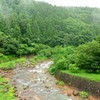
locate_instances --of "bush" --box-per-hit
[31,43,50,55]
[0,77,15,100]
[30,55,47,65]
[51,46,75,71]
[79,91,89,99]
[48,65,56,75]
[0,53,10,63]
[56,80,65,86]
[38,48,54,58]
[75,41,100,72]
[15,58,26,64]
[0,61,16,70]
[56,57,67,70]
[69,64,79,73]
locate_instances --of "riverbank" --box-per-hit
[0,55,100,100]
[55,70,100,100]
[0,56,73,100]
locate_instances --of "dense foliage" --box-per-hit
[0,0,100,55]
[0,0,100,73]
[0,1,100,99]
[49,38,100,74]
[75,40,100,72]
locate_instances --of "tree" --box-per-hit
[75,41,100,72]
[26,23,32,39]
[13,25,21,40]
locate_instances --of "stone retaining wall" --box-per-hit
[55,71,100,97]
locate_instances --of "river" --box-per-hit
[11,61,73,100]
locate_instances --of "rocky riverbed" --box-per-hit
[10,61,73,100]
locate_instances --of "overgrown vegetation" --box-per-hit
[0,0,100,75]
[0,0,100,99]
[49,37,100,81]
[0,76,15,100]
[1,0,100,55]
[56,80,65,86]
[0,61,16,70]
[30,55,47,65]
[79,91,89,99]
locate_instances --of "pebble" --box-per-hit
[73,90,79,96]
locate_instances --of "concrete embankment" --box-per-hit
[55,70,100,97]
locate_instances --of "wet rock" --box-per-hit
[23,85,29,90]
[21,97,26,100]
[14,88,17,93]
[17,92,22,98]
[73,90,79,96]
[14,86,17,89]
[45,85,49,89]
[67,93,71,96]
[97,90,100,93]
[15,93,19,97]
[47,89,50,92]
[12,81,16,86]
[13,79,16,82]
[34,80,37,83]
[43,80,45,83]
[16,76,19,79]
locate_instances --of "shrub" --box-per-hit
[56,57,67,70]
[0,61,16,70]
[75,41,100,72]
[0,77,15,100]
[15,58,26,64]
[31,43,50,55]
[48,65,56,75]
[69,64,79,73]
[56,80,65,86]
[79,91,89,99]
[38,48,53,58]
[0,53,10,63]
[30,59,36,65]
[30,55,47,65]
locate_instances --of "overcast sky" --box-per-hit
[36,0,100,8]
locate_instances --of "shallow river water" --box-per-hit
[11,61,73,100]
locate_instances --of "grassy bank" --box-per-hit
[62,70,100,82]
[0,57,26,70]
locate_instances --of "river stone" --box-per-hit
[15,93,18,97]
[73,90,79,96]
[45,85,49,89]
[67,93,71,96]
[12,81,16,86]
[23,85,29,90]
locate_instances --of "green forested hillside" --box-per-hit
[0,1,100,99]
[0,0,100,55]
